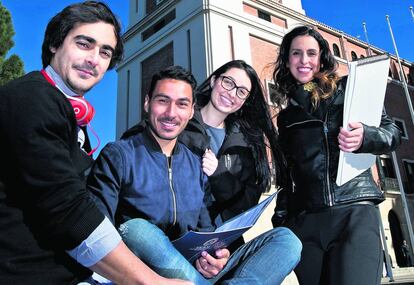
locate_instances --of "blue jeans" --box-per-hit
[119,218,302,285]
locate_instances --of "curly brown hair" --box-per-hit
[272,25,339,109]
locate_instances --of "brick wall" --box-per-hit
[271,14,287,28]
[243,2,258,16]
[250,35,279,82]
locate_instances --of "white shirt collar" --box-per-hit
[45,65,79,97]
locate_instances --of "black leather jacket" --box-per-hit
[273,78,401,225]
[179,110,263,223]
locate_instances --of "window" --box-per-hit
[351,51,357,61]
[258,10,271,22]
[409,66,414,86]
[379,155,396,179]
[140,42,174,119]
[409,73,414,86]
[394,118,408,139]
[332,44,341,57]
[146,0,164,14]
[403,160,414,193]
[142,9,175,41]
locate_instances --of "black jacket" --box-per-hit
[0,72,104,284]
[179,110,263,223]
[273,78,401,224]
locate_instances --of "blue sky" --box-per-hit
[302,0,414,62]
[2,0,413,155]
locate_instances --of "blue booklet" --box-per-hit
[172,191,278,262]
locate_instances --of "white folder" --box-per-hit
[336,54,390,186]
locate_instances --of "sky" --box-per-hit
[301,0,414,63]
[2,0,413,155]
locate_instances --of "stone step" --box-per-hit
[382,267,414,284]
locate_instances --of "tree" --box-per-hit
[0,1,24,85]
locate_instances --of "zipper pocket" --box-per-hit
[285,119,323,128]
[224,154,231,170]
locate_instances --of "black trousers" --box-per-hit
[287,203,383,285]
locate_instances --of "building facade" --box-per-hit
[118,0,414,271]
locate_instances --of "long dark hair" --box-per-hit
[42,1,123,70]
[197,60,288,189]
[272,25,339,107]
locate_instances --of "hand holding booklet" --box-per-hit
[336,54,390,186]
[172,191,278,262]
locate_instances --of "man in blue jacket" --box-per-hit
[88,65,302,285]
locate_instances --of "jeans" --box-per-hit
[120,218,302,285]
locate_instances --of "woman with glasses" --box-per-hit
[180,59,292,239]
[179,60,301,283]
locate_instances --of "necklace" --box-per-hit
[303,81,317,92]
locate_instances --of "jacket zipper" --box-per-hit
[285,90,341,207]
[323,119,333,206]
[285,119,322,194]
[285,118,334,205]
[290,169,296,193]
[323,90,341,207]
[286,119,324,193]
[167,157,177,226]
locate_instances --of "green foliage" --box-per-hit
[0,55,24,85]
[0,1,24,85]
[0,1,14,57]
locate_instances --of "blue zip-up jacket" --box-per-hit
[87,122,214,240]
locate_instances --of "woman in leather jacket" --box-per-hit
[271,26,401,285]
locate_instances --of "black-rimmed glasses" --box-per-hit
[219,76,250,100]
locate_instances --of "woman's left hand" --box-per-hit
[202,149,218,176]
[338,122,364,152]
[195,248,230,278]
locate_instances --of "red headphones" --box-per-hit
[40,69,95,126]
[67,96,95,126]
